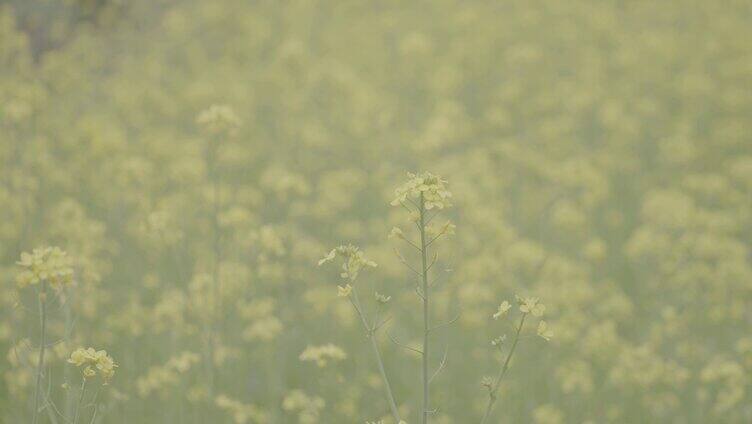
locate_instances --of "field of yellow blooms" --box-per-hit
[1,0,751,423]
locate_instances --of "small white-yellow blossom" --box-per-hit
[388,226,405,240]
[491,335,507,347]
[391,172,453,210]
[517,295,546,317]
[493,300,512,320]
[375,292,391,304]
[337,284,353,297]
[537,321,553,341]
[317,244,377,281]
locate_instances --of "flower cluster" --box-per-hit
[516,295,546,317]
[299,344,347,367]
[492,295,552,342]
[196,104,241,136]
[5,0,752,420]
[282,390,325,424]
[68,347,118,384]
[136,352,201,397]
[215,394,268,424]
[317,244,377,283]
[390,172,453,210]
[16,247,74,289]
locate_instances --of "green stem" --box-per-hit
[88,386,102,424]
[73,378,87,424]
[32,280,47,424]
[64,292,74,421]
[350,287,402,423]
[419,193,430,424]
[480,313,527,424]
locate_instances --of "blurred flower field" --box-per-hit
[1,0,751,422]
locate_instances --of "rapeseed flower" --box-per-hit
[16,247,74,289]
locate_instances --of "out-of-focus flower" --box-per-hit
[517,295,546,317]
[537,321,553,341]
[16,247,74,289]
[299,344,347,367]
[137,352,201,397]
[493,300,512,320]
[388,226,405,240]
[318,249,336,266]
[439,220,456,236]
[196,104,241,136]
[215,394,268,424]
[337,284,353,297]
[375,292,391,304]
[317,244,377,281]
[491,335,506,347]
[282,390,325,424]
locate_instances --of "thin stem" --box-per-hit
[426,229,447,247]
[350,287,402,423]
[64,291,74,421]
[393,248,422,278]
[419,193,430,424]
[42,366,61,424]
[479,313,527,424]
[32,280,48,424]
[369,332,401,422]
[388,332,423,356]
[73,378,87,424]
[88,386,103,424]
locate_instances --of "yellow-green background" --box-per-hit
[1,0,751,422]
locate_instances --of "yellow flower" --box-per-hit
[537,321,553,341]
[517,295,546,317]
[493,300,512,320]
[491,335,506,347]
[68,347,118,383]
[390,172,452,210]
[16,246,74,289]
[317,244,377,281]
[299,344,347,367]
[375,292,391,304]
[337,284,353,297]
[67,348,89,367]
[83,366,97,379]
[317,249,337,266]
[388,226,405,240]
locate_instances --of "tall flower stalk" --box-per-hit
[418,193,431,424]
[32,279,47,424]
[318,245,402,422]
[67,347,118,424]
[16,247,74,423]
[481,296,550,423]
[389,172,454,424]
[318,173,548,424]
